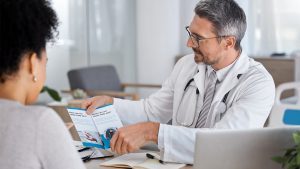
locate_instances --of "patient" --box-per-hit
[0,0,85,169]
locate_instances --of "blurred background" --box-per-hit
[39,0,300,103]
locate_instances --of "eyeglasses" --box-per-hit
[185,26,227,48]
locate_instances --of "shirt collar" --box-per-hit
[200,58,238,83]
[205,65,215,79]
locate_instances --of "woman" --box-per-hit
[0,0,85,169]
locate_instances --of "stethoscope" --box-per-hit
[175,74,242,127]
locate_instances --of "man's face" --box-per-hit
[187,15,226,66]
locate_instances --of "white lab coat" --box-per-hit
[113,52,275,164]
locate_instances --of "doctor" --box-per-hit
[81,0,275,164]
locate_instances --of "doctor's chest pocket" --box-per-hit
[213,102,227,123]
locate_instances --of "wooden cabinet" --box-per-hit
[254,57,295,98]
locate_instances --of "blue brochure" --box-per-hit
[67,104,123,149]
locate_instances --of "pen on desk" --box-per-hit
[82,150,96,162]
[146,153,164,164]
[78,147,91,152]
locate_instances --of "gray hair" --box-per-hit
[194,0,247,50]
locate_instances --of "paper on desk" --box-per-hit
[92,149,113,158]
[79,148,113,159]
[75,141,113,159]
[101,152,185,169]
[101,153,146,168]
[137,159,185,169]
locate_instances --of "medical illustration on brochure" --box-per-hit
[67,104,123,149]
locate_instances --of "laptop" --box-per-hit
[194,127,300,169]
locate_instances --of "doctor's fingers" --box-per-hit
[80,99,92,110]
[86,104,99,115]
[114,133,126,154]
[112,130,139,154]
[117,133,132,154]
[110,130,119,152]
[113,130,130,154]
[121,139,129,154]
[82,96,106,114]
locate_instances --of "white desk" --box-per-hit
[84,153,192,169]
[74,137,191,169]
[76,142,191,169]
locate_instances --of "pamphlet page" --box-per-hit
[91,105,123,149]
[67,104,123,149]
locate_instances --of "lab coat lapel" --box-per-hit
[173,65,198,115]
[194,63,206,99]
[213,52,250,107]
[205,52,250,127]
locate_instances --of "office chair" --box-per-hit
[268,82,300,127]
[67,65,161,100]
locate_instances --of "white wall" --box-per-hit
[136,0,181,85]
[69,0,89,69]
[136,0,182,97]
[179,0,199,55]
[235,0,250,54]
[136,0,202,97]
[38,0,72,103]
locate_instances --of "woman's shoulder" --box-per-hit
[7,104,63,129]
[26,105,63,125]
[0,100,58,123]
[25,105,56,115]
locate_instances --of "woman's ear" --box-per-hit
[28,52,39,82]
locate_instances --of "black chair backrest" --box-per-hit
[67,65,123,91]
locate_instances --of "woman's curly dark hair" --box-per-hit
[0,0,58,83]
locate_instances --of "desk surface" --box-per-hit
[83,150,192,169]
[74,141,191,169]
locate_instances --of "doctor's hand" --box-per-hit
[110,122,160,155]
[80,95,113,115]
